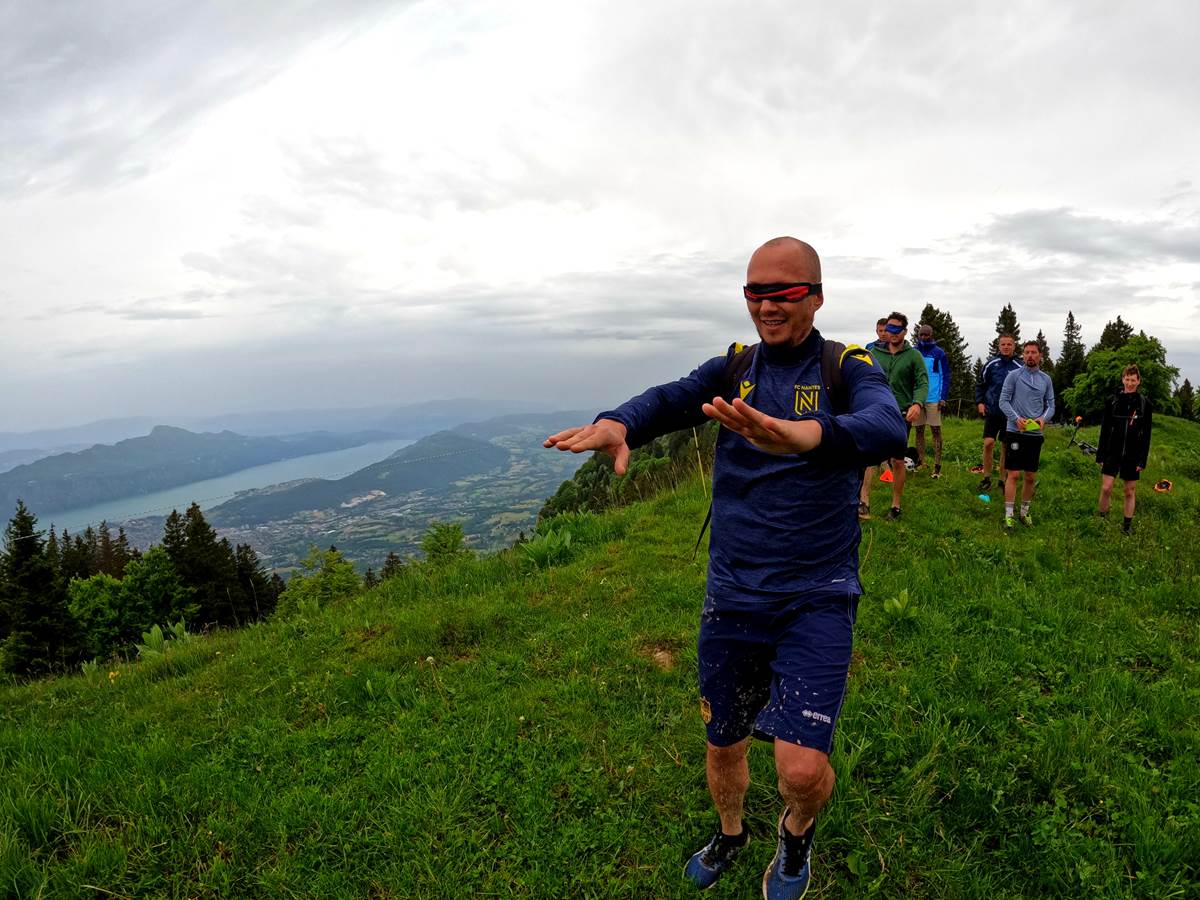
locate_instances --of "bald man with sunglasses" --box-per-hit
[545,237,905,898]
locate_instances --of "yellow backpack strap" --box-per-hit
[840,343,874,367]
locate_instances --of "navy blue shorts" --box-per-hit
[697,592,859,754]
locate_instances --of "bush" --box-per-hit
[275,547,361,617]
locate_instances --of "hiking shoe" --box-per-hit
[931,465,942,479]
[684,826,748,890]
[976,476,992,492]
[1004,516,1016,530]
[970,464,985,474]
[857,502,871,521]
[885,507,902,521]
[1020,513,1033,527]
[762,810,813,900]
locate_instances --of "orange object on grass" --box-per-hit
[879,469,894,483]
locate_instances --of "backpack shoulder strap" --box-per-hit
[720,341,757,400]
[821,339,866,415]
[695,341,756,561]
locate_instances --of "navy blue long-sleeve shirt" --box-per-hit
[596,329,906,605]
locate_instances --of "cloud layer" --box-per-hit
[1,0,1198,428]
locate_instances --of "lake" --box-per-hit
[46,438,416,532]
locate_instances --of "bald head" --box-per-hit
[747,237,822,285]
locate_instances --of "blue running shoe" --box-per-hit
[684,826,748,890]
[762,809,813,899]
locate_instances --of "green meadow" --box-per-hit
[2,417,1198,898]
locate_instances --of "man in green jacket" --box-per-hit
[858,311,929,520]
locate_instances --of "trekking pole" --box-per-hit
[694,427,708,498]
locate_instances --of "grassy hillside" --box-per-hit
[2,418,1197,898]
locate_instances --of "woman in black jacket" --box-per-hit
[1096,364,1152,533]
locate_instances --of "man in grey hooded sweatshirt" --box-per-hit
[998,340,1055,529]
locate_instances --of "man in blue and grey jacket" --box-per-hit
[546,237,905,898]
[998,340,1055,530]
[973,335,1021,492]
[914,324,951,477]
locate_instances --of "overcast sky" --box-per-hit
[3,0,1198,430]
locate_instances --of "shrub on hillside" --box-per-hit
[275,547,361,617]
[421,521,470,565]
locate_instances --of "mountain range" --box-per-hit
[0,426,395,516]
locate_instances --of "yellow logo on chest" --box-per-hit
[794,384,822,415]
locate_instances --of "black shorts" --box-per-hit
[1003,430,1044,473]
[983,412,1007,440]
[1101,457,1141,481]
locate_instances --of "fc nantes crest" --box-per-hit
[794,384,822,414]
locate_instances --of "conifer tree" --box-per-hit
[60,531,95,583]
[987,304,1022,357]
[1034,329,1054,372]
[917,303,974,414]
[1094,316,1134,353]
[98,521,117,576]
[363,568,379,589]
[162,510,186,560]
[1,502,76,676]
[1174,378,1195,420]
[380,552,405,581]
[83,526,100,573]
[114,528,135,571]
[1054,311,1087,412]
[235,543,273,621]
[164,504,244,628]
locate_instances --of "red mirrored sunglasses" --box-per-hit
[743,282,822,303]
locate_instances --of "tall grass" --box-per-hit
[1,418,1197,897]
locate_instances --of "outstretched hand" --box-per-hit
[543,419,631,475]
[701,397,822,455]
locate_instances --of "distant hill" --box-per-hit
[0,446,90,475]
[0,426,395,515]
[208,430,511,526]
[200,411,592,568]
[0,398,553,452]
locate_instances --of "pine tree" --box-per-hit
[59,530,92,583]
[971,358,985,415]
[1054,311,1087,411]
[234,543,273,621]
[162,510,186,560]
[363,568,379,589]
[987,304,1022,357]
[1094,316,1134,353]
[380,552,405,581]
[917,303,974,415]
[1174,378,1195,420]
[98,521,117,576]
[1,502,76,676]
[114,528,134,573]
[83,526,100,574]
[1034,329,1054,372]
[165,504,244,629]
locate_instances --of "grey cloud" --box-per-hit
[0,0,404,197]
[983,208,1200,264]
[280,135,604,217]
[117,307,210,321]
